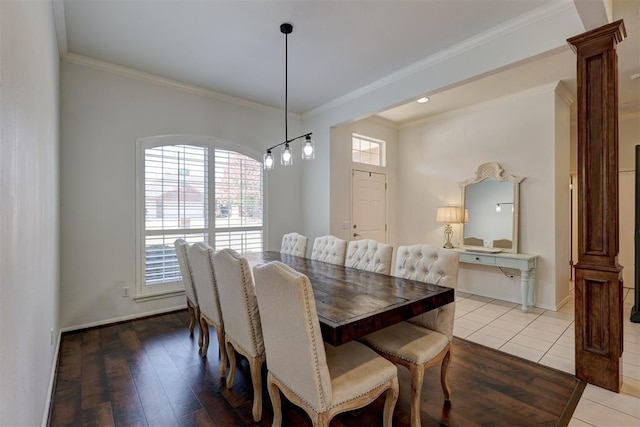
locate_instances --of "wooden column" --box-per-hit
[567,20,626,392]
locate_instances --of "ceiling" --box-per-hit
[57,0,640,124]
[378,0,640,124]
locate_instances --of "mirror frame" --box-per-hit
[459,162,525,253]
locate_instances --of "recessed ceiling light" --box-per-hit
[417,97,430,103]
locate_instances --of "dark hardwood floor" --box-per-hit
[49,310,584,427]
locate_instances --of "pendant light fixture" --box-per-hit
[263,23,314,171]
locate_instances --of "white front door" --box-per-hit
[351,170,387,242]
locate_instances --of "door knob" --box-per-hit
[353,233,361,237]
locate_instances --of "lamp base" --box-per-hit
[442,224,454,250]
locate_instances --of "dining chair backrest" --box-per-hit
[310,235,347,265]
[189,242,223,326]
[213,248,264,358]
[280,232,308,257]
[344,239,393,275]
[175,238,198,305]
[253,261,333,412]
[394,244,459,340]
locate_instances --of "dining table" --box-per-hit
[245,251,455,346]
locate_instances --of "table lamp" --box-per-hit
[436,206,463,249]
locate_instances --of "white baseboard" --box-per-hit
[43,305,187,425]
[60,304,187,333]
[457,286,523,307]
[553,292,574,312]
[41,330,61,427]
[457,286,575,312]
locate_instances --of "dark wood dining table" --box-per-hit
[245,251,455,346]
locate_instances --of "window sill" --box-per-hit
[134,289,185,303]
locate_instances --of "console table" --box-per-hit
[452,249,539,312]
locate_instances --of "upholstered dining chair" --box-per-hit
[280,232,308,257]
[174,239,201,348]
[360,244,459,427]
[253,261,399,427]
[213,248,265,422]
[310,235,347,265]
[344,239,393,275]
[188,242,227,376]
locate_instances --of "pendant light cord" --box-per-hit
[284,30,288,143]
[264,23,311,154]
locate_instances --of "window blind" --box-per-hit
[139,141,263,291]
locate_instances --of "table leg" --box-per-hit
[520,269,530,312]
[527,268,536,307]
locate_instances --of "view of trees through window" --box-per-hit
[139,140,262,291]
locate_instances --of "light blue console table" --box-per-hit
[452,249,539,312]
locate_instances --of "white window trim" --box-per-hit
[135,134,264,300]
[352,133,386,167]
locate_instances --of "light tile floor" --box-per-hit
[453,288,640,426]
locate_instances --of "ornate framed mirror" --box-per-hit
[459,163,524,253]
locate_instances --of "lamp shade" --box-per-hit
[436,206,463,223]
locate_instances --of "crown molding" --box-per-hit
[62,52,285,115]
[555,81,575,105]
[303,0,575,120]
[398,81,567,128]
[54,0,284,115]
[365,115,399,129]
[52,0,68,58]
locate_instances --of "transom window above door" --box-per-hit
[352,134,386,167]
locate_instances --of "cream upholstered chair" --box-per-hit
[213,248,265,422]
[360,244,459,427]
[310,235,347,265]
[344,239,393,275]
[174,239,201,348]
[253,261,399,427]
[280,232,308,257]
[188,242,227,376]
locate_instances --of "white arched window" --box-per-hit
[136,135,263,299]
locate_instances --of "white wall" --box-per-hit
[60,62,303,329]
[0,1,60,425]
[329,117,398,245]
[395,83,572,310]
[618,113,640,288]
[620,114,640,171]
[301,3,585,248]
[554,88,572,306]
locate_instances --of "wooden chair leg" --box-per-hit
[383,377,399,427]
[267,374,283,427]
[225,341,237,388]
[187,303,196,336]
[409,364,425,427]
[198,314,204,351]
[199,316,210,357]
[216,327,227,376]
[311,412,330,427]
[249,356,263,422]
[440,348,452,402]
